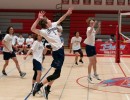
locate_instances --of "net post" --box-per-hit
[115,10,121,63]
[115,25,120,63]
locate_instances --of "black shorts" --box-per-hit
[27,44,31,48]
[33,59,42,71]
[3,51,16,60]
[51,47,64,69]
[85,45,96,57]
[73,49,82,54]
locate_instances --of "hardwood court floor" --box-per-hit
[0,50,130,100]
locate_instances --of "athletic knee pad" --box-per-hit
[47,69,61,82]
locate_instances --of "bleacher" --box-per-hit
[0,10,130,47]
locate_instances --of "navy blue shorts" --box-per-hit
[33,59,42,71]
[3,51,16,60]
[51,47,64,69]
[85,45,96,57]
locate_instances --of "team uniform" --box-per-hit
[26,38,34,48]
[84,27,96,57]
[39,22,64,70]
[33,22,64,98]
[31,40,44,80]
[71,36,83,54]
[3,34,16,60]
[2,34,26,77]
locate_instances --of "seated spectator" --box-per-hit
[109,35,115,42]
[16,34,26,54]
[26,35,34,48]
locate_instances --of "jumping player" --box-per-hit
[31,8,72,99]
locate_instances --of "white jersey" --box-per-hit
[3,34,13,52]
[17,37,25,45]
[12,35,18,45]
[84,27,96,46]
[26,38,34,46]
[39,22,62,51]
[31,41,44,63]
[71,36,82,50]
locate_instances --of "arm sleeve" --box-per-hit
[3,34,9,42]
[80,37,82,42]
[53,22,58,26]
[71,37,74,43]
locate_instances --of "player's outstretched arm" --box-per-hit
[57,8,73,24]
[31,11,46,35]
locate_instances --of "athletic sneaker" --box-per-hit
[43,86,50,100]
[79,59,83,63]
[93,74,101,80]
[2,70,7,76]
[75,62,78,65]
[87,76,92,83]
[33,83,42,96]
[20,72,26,78]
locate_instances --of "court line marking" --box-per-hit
[125,94,130,100]
[121,59,130,73]
[58,61,75,100]
[109,58,118,73]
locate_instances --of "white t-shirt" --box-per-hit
[17,37,25,45]
[31,41,44,63]
[3,34,13,52]
[26,38,34,46]
[84,27,96,46]
[39,22,62,51]
[12,35,18,45]
[71,36,82,50]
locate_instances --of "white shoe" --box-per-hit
[93,74,101,80]
[87,76,92,83]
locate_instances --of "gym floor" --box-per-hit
[0,49,130,100]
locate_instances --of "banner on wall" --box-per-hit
[62,0,69,4]
[117,0,125,5]
[106,0,114,5]
[128,0,130,5]
[72,0,79,4]
[95,41,130,54]
[94,0,102,5]
[83,0,91,5]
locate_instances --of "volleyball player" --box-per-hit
[31,8,72,99]
[84,18,101,83]
[24,34,44,91]
[2,26,26,77]
[70,31,83,65]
